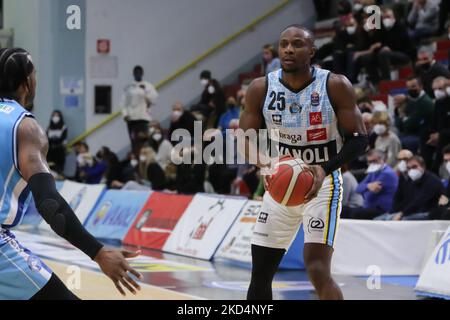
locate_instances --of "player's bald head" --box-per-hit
[280,24,315,47]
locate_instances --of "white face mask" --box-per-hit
[408,168,423,181]
[397,160,407,173]
[445,87,450,97]
[354,3,363,11]
[363,23,371,32]
[367,163,383,173]
[434,89,446,100]
[446,161,450,175]
[153,133,162,142]
[130,159,138,167]
[373,124,387,135]
[382,18,395,29]
[346,26,357,35]
[200,79,209,87]
[52,116,60,124]
[172,110,182,121]
[373,103,387,113]
[208,85,216,95]
[139,155,147,162]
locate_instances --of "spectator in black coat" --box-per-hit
[378,156,445,220]
[376,7,415,81]
[46,110,67,174]
[169,102,196,144]
[415,47,450,98]
[430,145,450,220]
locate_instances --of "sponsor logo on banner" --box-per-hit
[307,128,327,142]
[309,112,323,125]
[92,201,112,227]
[69,186,86,212]
[435,233,450,265]
[311,92,320,107]
[135,209,152,230]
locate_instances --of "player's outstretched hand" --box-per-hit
[94,247,143,296]
[304,165,326,203]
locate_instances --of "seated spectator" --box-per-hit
[46,110,68,174]
[407,0,439,45]
[341,164,364,209]
[378,155,445,220]
[110,152,139,189]
[342,149,398,219]
[73,141,94,182]
[262,44,281,75]
[173,145,206,194]
[414,47,450,98]
[394,75,434,153]
[146,128,174,190]
[169,102,196,144]
[426,77,450,171]
[394,149,414,175]
[80,147,111,184]
[357,96,374,113]
[218,96,241,136]
[372,111,402,167]
[198,70,226,121]
[362,112,377,149]
[430,145,450,219]
[376,7,415,81]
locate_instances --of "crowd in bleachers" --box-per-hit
[45,0,450,221]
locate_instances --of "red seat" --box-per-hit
[437,40,450,51]
[434,49,448,61]
[399,66,413,79]
[369,94,388,105]
[378,80,407,94]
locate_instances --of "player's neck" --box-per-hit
[281,66,313,91]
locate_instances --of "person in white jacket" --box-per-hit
[121,65,158,155]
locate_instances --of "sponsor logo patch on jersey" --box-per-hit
[0,105,14,114]
[311,92,320,107]
[272,114,282,125]
[289,102,302,114]
[258,212,269,224]
[309,112,323,125]
[307,128,327,142]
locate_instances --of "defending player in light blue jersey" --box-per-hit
[0,48,142,299]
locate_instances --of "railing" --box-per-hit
[68,0,293,147]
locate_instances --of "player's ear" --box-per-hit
[310,46,317,59]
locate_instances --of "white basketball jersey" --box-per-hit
[262,67,343,165]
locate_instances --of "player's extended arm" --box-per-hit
[18,117,142,295]
[238,77,270,169]
[305,74,368,201]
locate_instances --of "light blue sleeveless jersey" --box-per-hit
[0,99,33,229]
[262,67,344,165]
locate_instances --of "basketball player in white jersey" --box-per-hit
[239,25,368,300]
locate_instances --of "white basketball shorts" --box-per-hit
[252,169,343,250]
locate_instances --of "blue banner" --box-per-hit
[84,190,151,242]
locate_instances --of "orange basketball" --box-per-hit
[268,156,314,206]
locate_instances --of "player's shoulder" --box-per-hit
[327,72,354,96]
[17,116,46,142]
[247,76,267,96]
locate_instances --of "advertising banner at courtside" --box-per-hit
[415,225,450,299]
[84,190,151,242]
[216,200,261,263]
[124,192,193,250]
[163,194,247,260]
[38,180,105,232]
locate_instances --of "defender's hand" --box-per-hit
[304,165,326,203]
[94,248,143,296]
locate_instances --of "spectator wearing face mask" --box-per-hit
[430,145,450,220]
[198,70,226,117]
[394,149,414,176]
[262,44,281,75]
[376,7,415,81]
[110,152,140,189]
[169,102,196,144]
[407,0,440,45]
[372,111,402,167]
[141,130,174,191]
[377,155,444,220]
[341,164,364,209]
[341,149,398,219]
[393,75,434,153]
[218,96,241,136]
[414,48,450,98]
[121,65,159,156]
[74,141,94,182]
[80,147,112,185]
[426,76,450,171]
[46,110,68,174]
